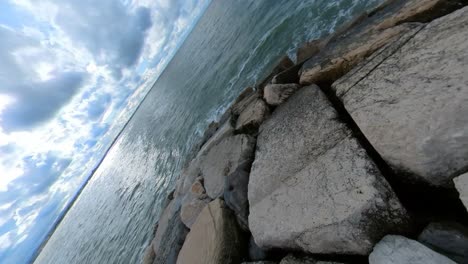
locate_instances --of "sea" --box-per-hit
[34,0,383,263]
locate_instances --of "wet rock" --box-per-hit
[332,7,468,187]
[296,39,327,64]
[454,172,468,211]
[249,86,408,255]
[264,84,300,106]
[201,134,256,199]
[177,199,245,264]
[142,244,155,264]
[369,235,456,264]
[418,222,468,263]
[235,98,270,134]
[152,200,189,264]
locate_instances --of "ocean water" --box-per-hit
[34,0,383,263]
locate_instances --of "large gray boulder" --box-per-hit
[198,119,234,156]
[201,134,255,199]
[152,200,189,264]
[454,172,468,212]
[248,86,408,255]
[332,7,468,187]
[369,235,456,264]
[176,199,245,264]
[418,222,468,263]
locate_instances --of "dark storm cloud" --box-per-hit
[55,0,152,78]
[1,72,86,131]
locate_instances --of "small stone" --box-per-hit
[264,84,300,106]
[190,178,205,196]
[369,235,456,264]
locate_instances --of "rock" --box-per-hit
[299,0,468,86]
[173,158,201,200]
[332,7,468,187]
[198,119,234,156]
[280,255,345,264]
[248,236,268,261]
[242,262,276,264]
[180,197,210,229]
[177,199,245,264]
[224,163,251,230]
[152,200,189,264]
[296,39,327,64]
[235,98,270,134]
[300,23,418,85]
[201,134,256,199]
[248,86,408,255]
[231,87,258,116]
[369,235,457,264]
[264,84,300,106]
[454,173,468,211]
[180,177,211,228]
[418,222,468,263]
[142,244,155,264]
[271,63,302,85]
[190,177,206,196]
[257,56,295,90]
[280,255,315,264]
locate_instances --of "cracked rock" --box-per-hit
[332,7,468,187]
[248,86,408,255]
[264,84,300,106]
[176,199,245,264]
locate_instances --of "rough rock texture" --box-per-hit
[300,23,418,85]
[248,86,408,255]
[332,7,468,187]
[296,39,327,64]
[280,255,345,264]
[235,98,270,134]
[272,63,303,85]
[418,222,468,263]
[263,84,301,106]
[299,0,468,86]
[152,200,189,264]
[369,235,457,264]
[454,172,468,211]
[280,255,316,264]
[224,163,251,230]
[142,244,155,264]
[257,56,295,90]
[231,87,258,117]
[177,199,245,264]
[180,178,211,228]
[199,120,234,156]
[201,134,256,199]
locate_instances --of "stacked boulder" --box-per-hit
[144,0,468,263]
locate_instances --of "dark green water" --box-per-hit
[35,0,383,263]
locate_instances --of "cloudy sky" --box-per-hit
[0,0,211,263]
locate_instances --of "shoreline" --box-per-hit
[145,0,468,263]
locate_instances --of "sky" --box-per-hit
[0,0,211,263]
